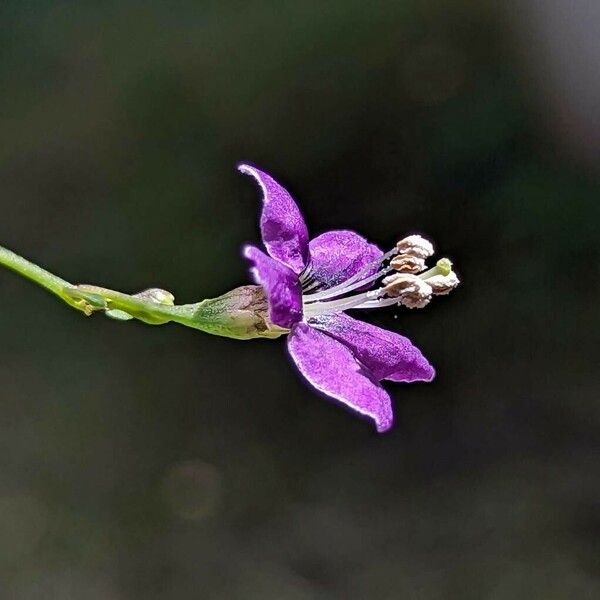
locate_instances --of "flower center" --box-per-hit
[301,235,459,319]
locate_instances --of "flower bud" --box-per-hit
[104,287,175,322]
[134,288,175,305]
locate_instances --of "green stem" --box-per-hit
[0,243,283,340]
[70,284,199,326]
[0,244,83,311]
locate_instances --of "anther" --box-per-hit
[396,235,434,260]
[382,274,432,309]
[426,272,460,296]
[390,253,426,274]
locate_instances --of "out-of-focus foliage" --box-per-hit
[0,1,598,598]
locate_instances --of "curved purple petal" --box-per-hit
[239,164,309,273]
[243,245,302,328]
[287,322,393,432]
[308,230,383,289]
[310,313,435,383]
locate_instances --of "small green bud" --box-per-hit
[105,288,175,321]
[134,288,175,305]
[63,287,108,315]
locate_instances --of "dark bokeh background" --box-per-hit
[1,1,599,598]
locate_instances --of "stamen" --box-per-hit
[304,248,397,303]
[303,289,380,317]
[304,264,392,304]
[351,296,403,310]
[300,236,459,318]
[301,279,322,293]
[298,264,313,285]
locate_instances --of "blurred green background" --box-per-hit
[1,1,599,598]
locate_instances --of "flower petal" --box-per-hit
[310,313,435,383]
[243,245,302,328]
[308,230,383,289]
[239,163,309,273]
[287,322,393,432]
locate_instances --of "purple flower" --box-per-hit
[240,164,459,432]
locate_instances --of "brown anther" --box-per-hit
[382,274,432,309]
[390,253,426,274]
